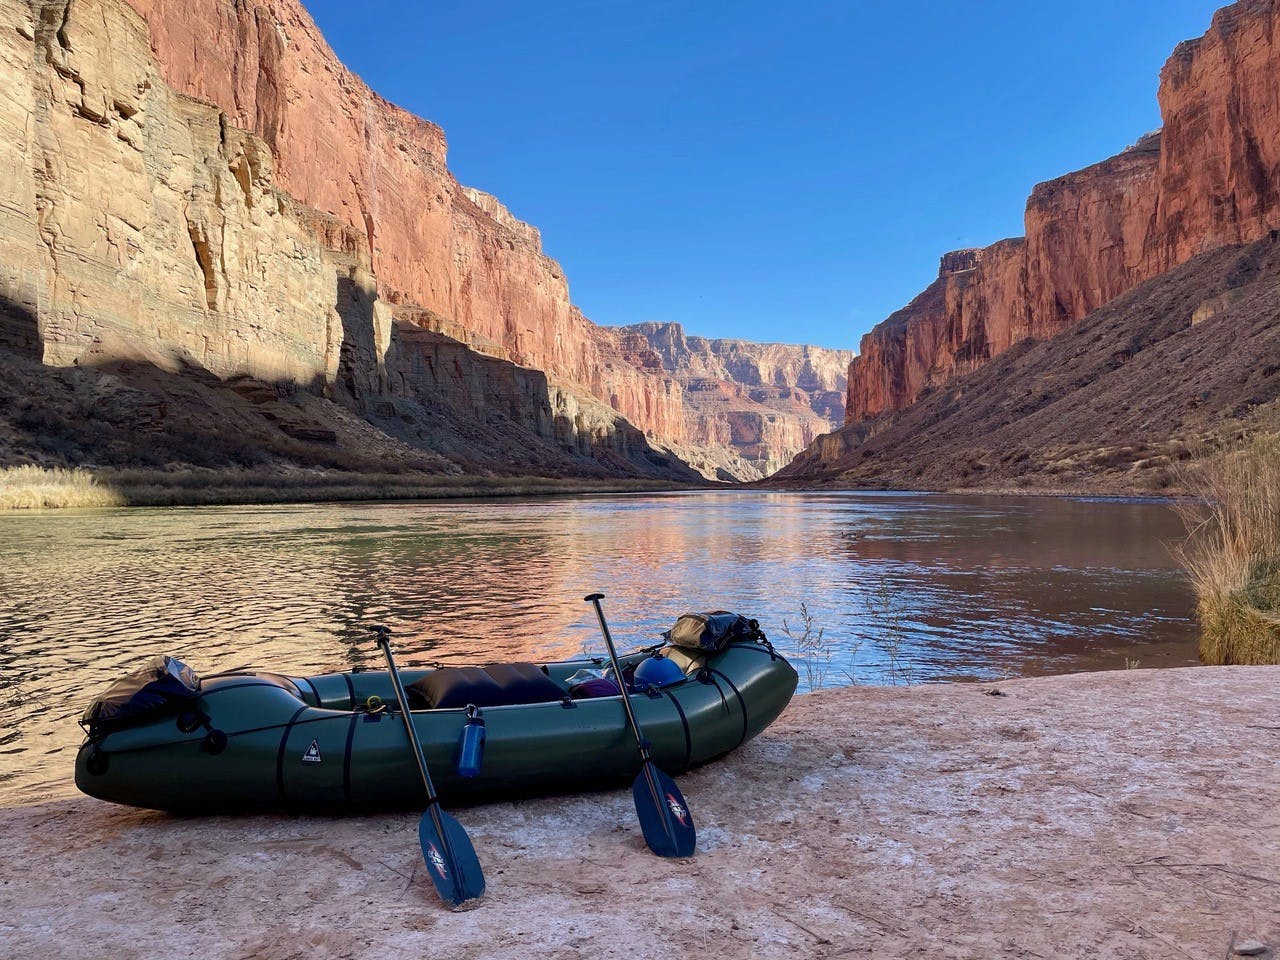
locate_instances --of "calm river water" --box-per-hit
[0,491,1197,805]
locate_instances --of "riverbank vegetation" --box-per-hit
[0,465,124,509]
[0,465,687,510]
[1177,433,1280,665]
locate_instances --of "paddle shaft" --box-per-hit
[374,631,463,887]
[585,594,651,762]
[583,594,696,858]
[376,635,439,803]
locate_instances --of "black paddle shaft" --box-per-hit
[584,594,651,762]
[584,594,696,858]
[372,625,480,906]
[372,626,441,804]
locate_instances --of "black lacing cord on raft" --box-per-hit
[697,667,730,714]
[341,711,359,807]
[275,705,309,804]
[342,673,356,707]
[660,688,694,771]
[739,633,780,661]
[696,661,750,749]
[297,676,321,706]
[708,668,750,748]
[90,710,342,759]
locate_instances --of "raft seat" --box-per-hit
[406,662,567,710]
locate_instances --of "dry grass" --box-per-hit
[1175,433,1280,664]
[0,465,125,510]
[0,465,684,509]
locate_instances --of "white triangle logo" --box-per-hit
[301,740,322,764]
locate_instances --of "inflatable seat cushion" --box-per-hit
[407,662,566,710]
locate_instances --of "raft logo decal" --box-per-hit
[426,842,449,880]
[665,793,688,826]
[301,740,322,764]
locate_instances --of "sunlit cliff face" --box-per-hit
[847,3,1280,426]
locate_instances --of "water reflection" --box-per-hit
[0,491,1196,804]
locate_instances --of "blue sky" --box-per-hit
[303,1,1223,351]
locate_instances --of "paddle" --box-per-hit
[371,625,485,909]
[584,594,696,858]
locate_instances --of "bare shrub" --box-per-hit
[782,603,846,690]
[868,579,914,685]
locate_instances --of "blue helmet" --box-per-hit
[633,654,686,689]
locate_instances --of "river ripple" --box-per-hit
[0,491,1197,805]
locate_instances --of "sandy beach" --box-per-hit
[2,666,1277,959]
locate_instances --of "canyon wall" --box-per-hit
[1,0,841,478]
[117,0,688,444]
[619,323,852,479]
[780,232,1280,493]
[846,0,1280,424]
[2,0,343,382]
[0,0,690,479]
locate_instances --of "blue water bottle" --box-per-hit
[457,704,486,778]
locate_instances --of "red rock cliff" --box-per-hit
[120,0,687,441]
[848,0,1280,423]
[617,323,853,479]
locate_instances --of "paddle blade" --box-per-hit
[418,807,485,909]
[632,761,696,858]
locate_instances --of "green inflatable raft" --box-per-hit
[74,637,798,813]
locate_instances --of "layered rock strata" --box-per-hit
[2,0,846,479]
[117,0,688,444]
[2,0,342,382]
[780,233,1280,492]
[848,134,1163,420]
[1,0,689,479]
[847,1,1280,425]
[619,323,853,479]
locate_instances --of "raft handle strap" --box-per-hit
[660,688,694,771]
[708,668,750,748]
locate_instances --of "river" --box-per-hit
[0,490,1197,805]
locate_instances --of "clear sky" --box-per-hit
[302,1,1224,351]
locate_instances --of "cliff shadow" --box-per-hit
[0,338,429,475]
[378,317,703,481]
[0,294,40,360]
[0,284,701,483]
[335,272,382,401]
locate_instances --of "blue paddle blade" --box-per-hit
[418,806,485,909]
[632,761,696,858]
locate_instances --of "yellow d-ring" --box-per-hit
[365,695,385,714]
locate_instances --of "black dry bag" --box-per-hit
[81,655,202,738]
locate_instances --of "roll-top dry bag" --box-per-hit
[662,611,764,653]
